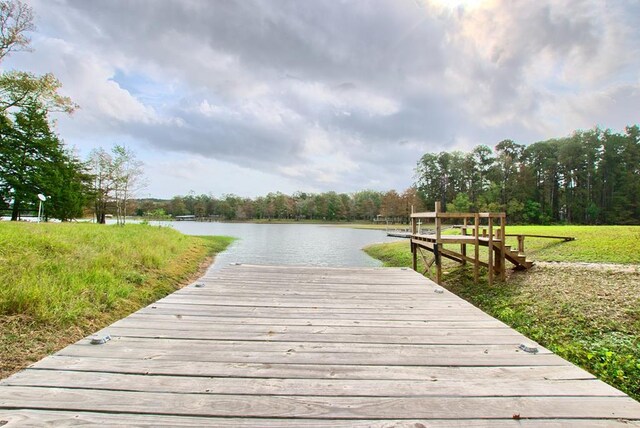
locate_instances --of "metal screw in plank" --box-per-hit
[90,334,111,345]
[519,343,539,354]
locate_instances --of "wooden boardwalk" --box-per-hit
[1,264,639,426]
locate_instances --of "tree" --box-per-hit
[0,1,80,220]
[381,190,402,220]
[0,71,76,113]
[0,0,33,62]
[450,193,471,213]
[0,1,76,114]
[493,139,525,208]
[111,145,144,225]
[88,148,114,224]
[87,145,144,224]
[414,125,639,224]
[42,151,92,221]
[401,186,425,221]
[0,101,87,220]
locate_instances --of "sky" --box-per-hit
[5,0,640,198]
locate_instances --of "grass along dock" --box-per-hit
[1,264,639,426]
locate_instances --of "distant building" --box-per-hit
[175,215,196,221]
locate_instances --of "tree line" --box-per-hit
[136,188,426,223]
[416,126,640,224]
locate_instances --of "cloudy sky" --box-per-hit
[6,0,640,198]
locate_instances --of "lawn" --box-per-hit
[503,225,640,264]
[364,225,640,401]
[0,222,234,378]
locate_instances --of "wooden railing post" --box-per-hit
[461,216,467,265]
[500,214,506,281]
[473,213,479,284]
[434,202,442,284]
[518,235,525,254]
[411,206,417,271]
[487,216,494,286]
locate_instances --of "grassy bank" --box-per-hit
[0,222,233,378]
[365,225,640,401]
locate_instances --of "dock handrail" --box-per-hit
[503,233,575,254]
[410,206,576,285]
[410,202,506,285]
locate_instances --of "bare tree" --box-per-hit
[88,145,145,225]
[111,145,144,226]
[88,147,114,224]
[0,0,34,62]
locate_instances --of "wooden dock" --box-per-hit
[411,204,540,286]
[1,264,639,426]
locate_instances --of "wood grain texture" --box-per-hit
[1,264,639,425]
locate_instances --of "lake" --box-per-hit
[155,222,401,271]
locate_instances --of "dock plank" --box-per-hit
[3,370,624,397]
[1,387,638,419]
[30,355,591,380]
[1,264,639,425]
[2,411,638,427]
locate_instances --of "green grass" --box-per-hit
[500,225,640,264]
[0,222,234,377]
[364,225,640,401]
[439,224,640,264]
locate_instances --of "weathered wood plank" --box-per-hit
[31,355,588,380]
[109,319,520,337]
[90,326,535,345]
[2,369,623,397]
[55,344,563,367]
[1,387,638,419]
[175,289,460,301]
[2,410,638,427]
[156,295,468,310]
[72,336,552,354]
[138,304,491,320]
[124,313,508,328]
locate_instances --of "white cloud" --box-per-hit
[2,0,637,197]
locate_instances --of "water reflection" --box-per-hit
[154,221,401,270]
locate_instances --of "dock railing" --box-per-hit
[410,203,575,286]
[410,202,506,286]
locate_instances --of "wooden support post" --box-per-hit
[500,214,506,281]
[517,235,525,253]
[435,202,442,284]
[411,242,417,271]
[460,217,467,265]
[487,216,494,287]
[411,207,417,272]
[473,213,479,284]
[494,226,502,278]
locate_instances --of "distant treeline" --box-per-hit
[416,126,640,224]
[136,188,425,223]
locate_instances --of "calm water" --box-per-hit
[153,222,401,271]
